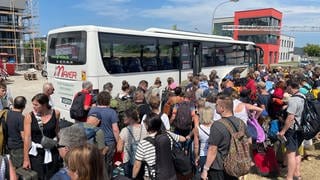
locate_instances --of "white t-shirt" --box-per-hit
[213,99,249,124]
[141,113,170,131]
[198,125,210,156]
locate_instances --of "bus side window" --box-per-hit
[128,57,143,72]
[143,57,157,71]
[161,56,173,70]
[109,58,125,74]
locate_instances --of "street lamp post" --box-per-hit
[212,0,239,34]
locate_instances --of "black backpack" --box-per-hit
[294,94,320,140]
[173,101,193,130]
[70,92,87,120]
[144,133,176,180]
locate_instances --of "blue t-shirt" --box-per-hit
[265,81,273,92]
[88,107,118,145]
[51,168,70,180]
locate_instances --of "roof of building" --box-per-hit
[235,8,282,14]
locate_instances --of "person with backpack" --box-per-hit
[202,80,219,99]
[6,96,26,169]
[74,113,107,155]
[70,81,93,122]
[142,95,170,131]
[201,93,252,180]
[132,113,185,180]
[117,108,148,178]
[278,81,305,180]
[162,87,183,120]
[88,91,119,179]
[170,91,198,137]
[115,80,136,129]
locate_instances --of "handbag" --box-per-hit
[35,113,57,149]
[167,133,193,176]
[41,136,57,149]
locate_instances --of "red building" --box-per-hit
[233,8,282,64]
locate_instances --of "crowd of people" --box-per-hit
[0,64,320,180]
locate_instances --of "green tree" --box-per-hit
[172,24,177,30]
[24,39,46,54]
[303,44,320,57]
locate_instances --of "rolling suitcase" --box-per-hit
[16,167,38,180]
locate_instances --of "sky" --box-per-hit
[39,0,320,47]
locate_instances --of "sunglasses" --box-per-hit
[57,144,66,149]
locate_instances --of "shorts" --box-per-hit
[285,129,304,152]
[9,148,24,168]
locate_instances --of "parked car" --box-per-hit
[299,60,310,68]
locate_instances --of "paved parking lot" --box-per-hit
[7,70,47,113]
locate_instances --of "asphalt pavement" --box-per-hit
[7,70,47,114]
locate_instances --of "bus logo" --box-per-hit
[54,65,77,79]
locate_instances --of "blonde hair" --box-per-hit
[199,107,213,125]
[66,144,105,180]
[149,95,160,109]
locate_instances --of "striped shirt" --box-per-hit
[135,132,179,177]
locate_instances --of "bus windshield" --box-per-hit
[47,31,86,65]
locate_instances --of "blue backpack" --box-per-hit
[268,120,280,142]
[79,123,100,144]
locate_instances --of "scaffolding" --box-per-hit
[0,0,40,70]
[23,0,41,68]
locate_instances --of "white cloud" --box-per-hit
[140,0,277,33]
[74,0,320,33]
[140,0,320,33]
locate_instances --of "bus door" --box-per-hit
[192,42,201,75]
[247,45,264,70]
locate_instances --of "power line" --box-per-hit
[222,25,320,32]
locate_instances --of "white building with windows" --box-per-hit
[279,34,295,62]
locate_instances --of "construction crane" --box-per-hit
[222,25,320,32]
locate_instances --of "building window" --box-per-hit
[239,17,280,27]
[239,34,278,44]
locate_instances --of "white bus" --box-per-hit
[46,25,263,121]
